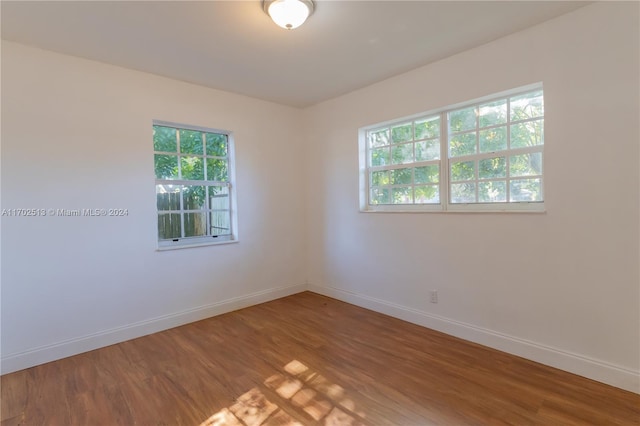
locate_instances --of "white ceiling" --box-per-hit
[1,1,588,108]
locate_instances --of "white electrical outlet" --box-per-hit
[430,290,438,303]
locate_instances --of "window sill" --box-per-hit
[361,203,545,214]
[156,238,238,251]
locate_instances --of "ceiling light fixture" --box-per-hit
[263,0,315,30]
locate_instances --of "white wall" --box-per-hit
[1,41,307,372]
[304,2,639,392]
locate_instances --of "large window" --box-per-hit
[360,85,544,212]
[153,121,236,248]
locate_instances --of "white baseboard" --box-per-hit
[308,284,640,394]
[5,282,638,394]
[1,283,307,375]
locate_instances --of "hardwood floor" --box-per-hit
[2,292,639,425]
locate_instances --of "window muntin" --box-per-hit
[447,90,543,205]
[361,86,544,212]
[367,115,441,206]
[154,122,236,248]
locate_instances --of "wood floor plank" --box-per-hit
[0,369,27,421]
[2,292,638,425]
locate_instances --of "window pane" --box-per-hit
[479,126,507,153]
[153,126,177,152]
[415,139,440,161]
[511,119,544,148]
[479,157,506,179]
[415,117,439,140]
[371,147,390,166]
[449,106,476,133]
[449,132,476,157]
[415,185,439,204]
[510,152,543,177]
[479,100,507,127]
[155,123,235,243]
[391,143,413,164]
[392,187,413,204]
[154,154,179,180]
[179,129,204,154]
[370,187,390,205]
[510,91,544,121]
[479,181,507,202]
[510,178,542,202]
[156,185,180,211]
[158,213,181,239]
[369,128,389,148]
[210,211,231,236]
[183,186,206,210]
[184,212,207,237]
[207,158,228,181]
[371,170,389,186]
[206,133,227,157]
[391,123,412,143]
[210,186,229,210]
[451,183,476,203]
[390,168,412,185]
[181,156,204,180]
[415,165,439,184]
[450,161,475,182]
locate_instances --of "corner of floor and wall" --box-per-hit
[1,1,639,395]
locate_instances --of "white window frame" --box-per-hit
[153,120,238,250]
[359,83,545,213]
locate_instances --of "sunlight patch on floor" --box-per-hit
[199,359,366,426]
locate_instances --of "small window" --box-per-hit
[360,85,544,212]
[366,115,442,207]
[153,121,237,249]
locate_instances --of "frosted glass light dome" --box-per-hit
[265,0,314,30]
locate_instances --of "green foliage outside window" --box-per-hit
[365,88,543,208]
[154,125,231,241]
